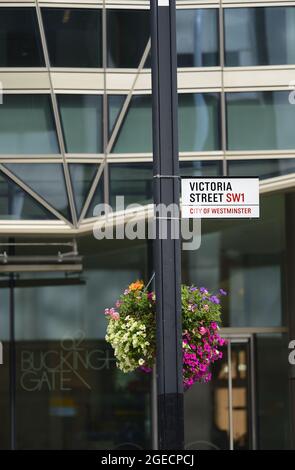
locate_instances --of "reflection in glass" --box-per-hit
[177,9,219,67]
[42,8,102,67]
[69,164,98,217]
[110,164,152,207]
[0,171,56,220]
[226,91,295,151]
[228,159,295,180]
[179,93,221,152]
[58,95,103,154]
[4,163,70,220]
[182,193,285,328]
[230,342,250,450]
[0,95,59,155]
[107,10,150,68]
[224,7,295,66]
[11,240,151,449]
[0,7,44,67]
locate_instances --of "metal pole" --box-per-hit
[150,0,184,450]
[8,238,16,450]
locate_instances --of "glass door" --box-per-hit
[184,335,256,450]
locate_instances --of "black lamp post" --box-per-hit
[150,0,184,450]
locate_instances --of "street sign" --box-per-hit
[181,177,260,218]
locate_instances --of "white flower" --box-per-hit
[138,359,145,366]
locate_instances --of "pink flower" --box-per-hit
[115,300,121,308]
[211,322,218,330]
[105,307,120,320]
[199,327,206,335]
[147,292,155,302]
[203,304,209,311]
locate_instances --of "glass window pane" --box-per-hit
[107,10,150,68]
[228,159,295,180]
[225,7,295,67]
[42,8,102,68]
[0,94,59,155]
[0,7,44,67]
[69,163,98,217]
[177,9,219,67]
[4,163,70,220]
[180,161,222,177]
[185,346,229,450]
[179,93,221,151]
[58,95,103,154]
[226,91,295,151]
[110,164,152,207]
[110,96,152,154]
[110,93,221,153]
[0,171,56,220]
[108,95,125,137]
[86,180,104,219]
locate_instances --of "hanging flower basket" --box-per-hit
[105,281,226,390]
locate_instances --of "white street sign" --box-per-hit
[181,178,260,219]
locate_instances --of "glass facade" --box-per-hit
[0,171,56,220]
[0,1,295,452]
[109,93,221,153]
[58,95,103,154]
[226,91,295,151]
[177,9,219,67]
[224,7,295,67]
[3,163,70,219]
[69,164,99,217]
[107,10,150,68]
[0,95,59,155]
[0,8,44,67]
[110,95,152,153]
[42,8,102,68]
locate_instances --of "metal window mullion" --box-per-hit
[228,340,234,450]
[78,37,151,222]
[102,0,110,207]
[250,335,257,450]
[219,1,227,176]
[35,1,78,227]
[0,164,73,226]
[78,162,105,222]
[106,39,151,155]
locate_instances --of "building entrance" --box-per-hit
[184,330,290,450]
